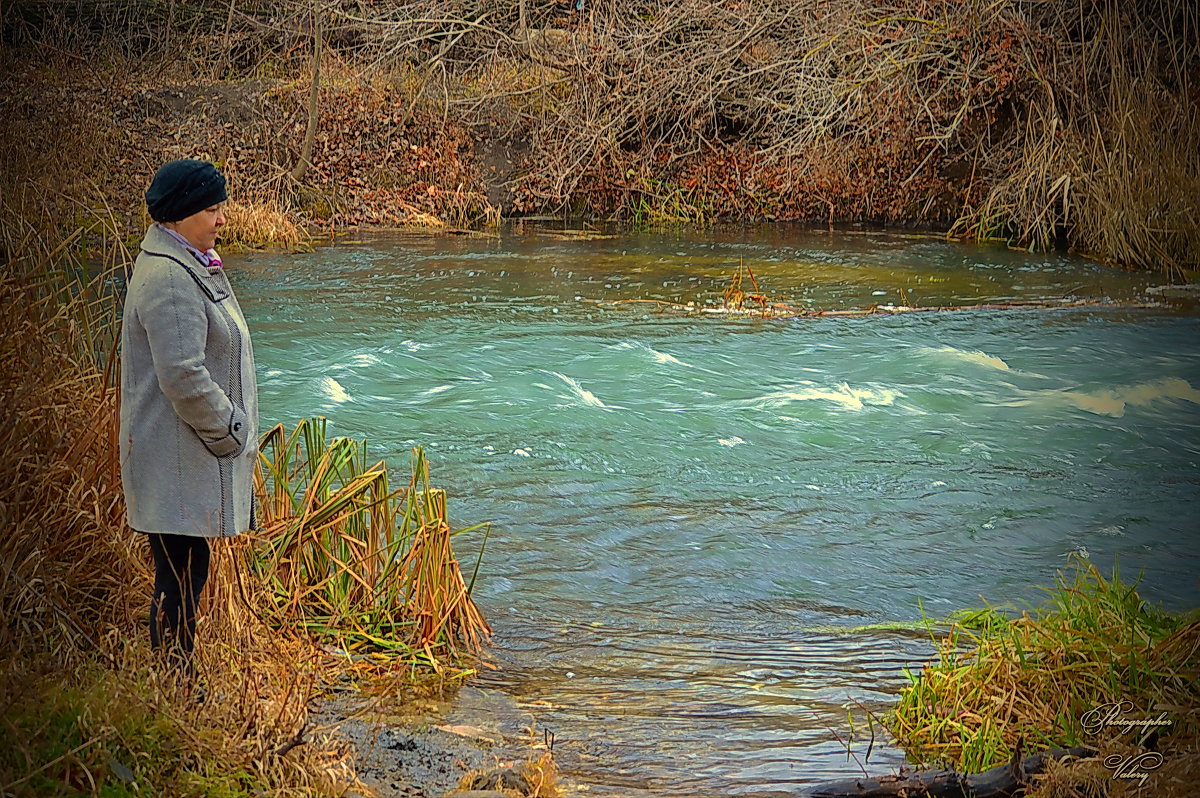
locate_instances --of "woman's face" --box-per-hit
[168,203,226,252]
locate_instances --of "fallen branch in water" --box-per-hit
[804,744,1097,798]
[593,296,1157,318]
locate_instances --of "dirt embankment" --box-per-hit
[2,0,1197,272]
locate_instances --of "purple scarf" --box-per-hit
[158,224,223,269]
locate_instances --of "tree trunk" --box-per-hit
[290,2,321,183]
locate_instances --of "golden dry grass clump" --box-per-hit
[458,751,559,798]
[1031,735,1200,798]
[251,418,492,664]
[221,199,308,251]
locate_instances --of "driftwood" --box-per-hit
[804,745,1097,798]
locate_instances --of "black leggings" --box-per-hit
[147,533,211,669]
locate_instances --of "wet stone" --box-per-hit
[461,763,535,793]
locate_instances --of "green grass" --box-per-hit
[886,557,1199,772]
[0,662,266,798]
[630,177,710,230]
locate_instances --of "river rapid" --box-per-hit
[231,226,1200,797]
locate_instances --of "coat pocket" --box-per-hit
[201,404,248,457]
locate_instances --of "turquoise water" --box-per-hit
[233,227,1200,796]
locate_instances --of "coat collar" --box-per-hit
[140,224,230,302]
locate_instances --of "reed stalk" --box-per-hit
[250,417,491,660]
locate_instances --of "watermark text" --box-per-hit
[1103,752,1164,787]
[1080,701,1173,737]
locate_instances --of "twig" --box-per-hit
[811,710,870,778]
[274,721,308,758]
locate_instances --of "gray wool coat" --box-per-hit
[119,224,258,537]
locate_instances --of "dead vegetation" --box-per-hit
[3,0,1196,271]
[0,193,494,794]
[0,209,352,795]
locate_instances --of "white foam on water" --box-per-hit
[998,378,1200,418]
[752,382,899,412]
[923,345,1012,371]
[350,352,381,367]
[417,384,454,397]
[613,341,693,368]
[401,339,433,352]
[648,348,690,367]
[546,371,622,409]
[718,436,746,447]
[1058,377,1200,418]
[264,368,283,378]
[319,376,352,404]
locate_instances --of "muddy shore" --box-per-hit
[313,685,569,798]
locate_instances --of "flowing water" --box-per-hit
[232,227,1200,797]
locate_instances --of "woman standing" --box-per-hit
[119,159,258,680]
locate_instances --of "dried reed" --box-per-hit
[400,448,492,656]
[221,199,309,251]
[251,417,491,660]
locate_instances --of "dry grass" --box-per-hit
[7,0,1195,270]
[1072,56,1200,277]
[222,199,309,251]
[0,214,135,667]
[251,418,491,662]
[0,205,356,796]
[952,0,1200,277]
[458,751,559,798]
[1030,735,1200,798]
[399,450,493,655]
[0,191,494,794]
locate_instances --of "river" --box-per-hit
[231,226,1200,797]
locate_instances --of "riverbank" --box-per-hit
[2,0,1198,273]
[311,685,560,798]
[4,215,1198,797]
[3,5,1198,792]
[0,193,545,797]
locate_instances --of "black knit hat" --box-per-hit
[145,159,227,222]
